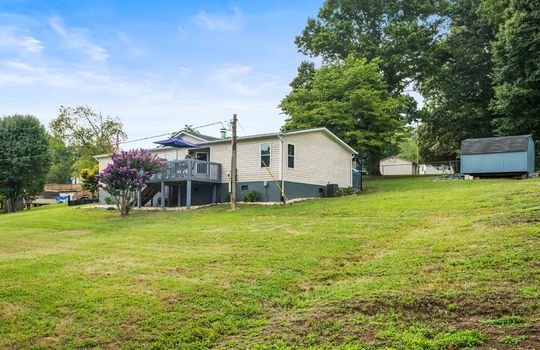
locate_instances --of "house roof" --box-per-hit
[95,127,357,158]
[37,191,60,198]
[194,127,358,154]
[173,130,220,141]
[461,135,532,155]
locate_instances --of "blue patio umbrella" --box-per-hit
[153,137,198,148]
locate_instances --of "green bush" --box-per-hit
[104,197,112,205]
[243,190,260,203]
[337,187,356,196]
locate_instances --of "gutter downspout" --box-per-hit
[278,133,285,200]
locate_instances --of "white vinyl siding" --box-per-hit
[208,138,280,183]
[282,131,352,188]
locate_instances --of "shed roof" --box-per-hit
[461,135,531,155]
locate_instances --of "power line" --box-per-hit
[237,120,247,136]
[120,120,231,145]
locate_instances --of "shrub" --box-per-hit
[338,187,356,196]
[104,197,112,205]
[80,165,99,198]
[243,190,260,203]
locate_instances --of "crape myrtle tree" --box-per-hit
[280,57,410,175]
[96,149,162,216]
[0,115,51,213]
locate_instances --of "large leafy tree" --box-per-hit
[46,136,76,183]
[0,115,51,213]
[280,57,409,175]
[418,0,505,160]
[491,0,540,141]
[295,0,447,92]
[49,106,126,175]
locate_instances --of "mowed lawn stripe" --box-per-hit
[0,177,538,349]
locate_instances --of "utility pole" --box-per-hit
[230,114,238,210]
[415,120,420,175]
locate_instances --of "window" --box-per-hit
[287,144,295,168]
[260,142,271,167]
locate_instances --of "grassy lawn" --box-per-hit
[1,177,539,349]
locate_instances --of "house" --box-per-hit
[380,157,415,175]
[461,135,535,177]
[95,127,359,208]
[380,156,455,176]
[44,183,92,200]
[33,191,61,206]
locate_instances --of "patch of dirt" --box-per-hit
[64,229,93,235]
[254,289,539,348]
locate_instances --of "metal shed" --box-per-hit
[461,135,535,176]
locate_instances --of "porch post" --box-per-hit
[137,189,142,208]
[186,159,192,209]
[211,184,217,204]
[160,181,165,208]
[177,185,182,207]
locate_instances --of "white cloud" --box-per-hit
[189,9,243,32]
[210,65,277,96]
[178,66,192,78]
[49,17,109,61]
[0,26,44,53]
[116,31,146,58]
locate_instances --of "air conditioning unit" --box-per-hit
[326,184,338,197]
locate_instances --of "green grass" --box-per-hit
[0,176,539,349]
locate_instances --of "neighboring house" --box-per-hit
[44,183,92,200]
[380,157,415,175]
[461,135,535,177]
[33,191,61,206]
[380,156,454,176]
[95,127,359,208]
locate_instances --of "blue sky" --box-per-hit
[0,0,324,146]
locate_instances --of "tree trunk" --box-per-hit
[118,190,132,216]
[367,150,382,176]
[5,197,23,213]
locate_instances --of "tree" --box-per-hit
[280,57,409,175]
[96,150,162,216]
[417,0,505,161]
[182,124,201,135]
[0,115,51,213]
[80,165,99,198]
[46,136,76,184]
[398,136,421,163]
[295,0,447,92]
[491,0,540,142]
[49,106,126,175]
